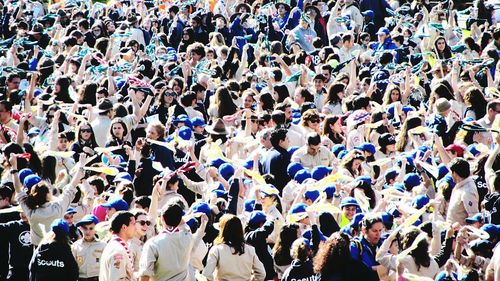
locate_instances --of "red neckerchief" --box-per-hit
[161,226,180,235]
[111,235,134,271]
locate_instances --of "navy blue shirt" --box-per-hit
[261,146,291,191]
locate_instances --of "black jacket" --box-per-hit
[281,259,316,281]
[29,241,78,281]
[245,220,275,280]
[261,146,291,191]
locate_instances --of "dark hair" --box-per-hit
[449,158,470,178]
[402,227,431,270]
[325,83,345,105]
[271,110,286,126]
[89,177,105,194]
[134,196,151,209]
[296,87,314,103]
[362,214,383,230]
[353,95,371,110]
[313,232,352,276]
[54,76,74,103]
[0,184,14,201]
[110,211,134,234]
[270,128,288,149]
[26,182,50,209]
[41,156,57,184]
[162,201,184,227]
[306,132,321,146]
[215,214,245,255]
[273,223,300,266]
[259,92,275,112]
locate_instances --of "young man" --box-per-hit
[446,158,479,225]
[99,211,136,281]
[139,201,199,281]
[71,215,106,281]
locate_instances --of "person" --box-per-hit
[71,215,105,281]
[29,219,79,281]
[281,238,315,281]
[99,211,137,281]
[202,214,266,281]
[446,158,480,225]
[350,215,385,281]
[291,132,335,170]
[261,128,291,191]
[314,232,373,280]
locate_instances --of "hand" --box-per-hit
[200,214,208,226]
[82,146,94,155]
[8,155,17,169]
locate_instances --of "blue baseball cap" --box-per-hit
[349,213,365,230]
[392,182,405,193]
[465,213,484,224]
[388,206,401,218]
[76,215,99,227]
[212,189,227,198]
[340,197,359,208]
[191,117,206,127]
[191,202,212,216]
[207,158,226,168]
[51,218,70,235]
[361,10,374,19]
[19,168,33,184]
[331,144,346,157]
[379,212,394,228]
[65,207,77,216]
[218,163,235,181]
[436,174,455,190]
[260,184,280,196]
[244,199,256,213]
[304,190,320,202]
[113,172,132,183]
[323,185,336,198]
[411,195,429,209]
[377,27,390,35]
[355,176,372,189]
[435,271,458,281]
[337,150,348,160]
[287,162,304,178]
[384,169,399,183]
[437,164,449,180]
[294,169,311,184]
[289,203,308,214]
[403,173,421,191]
[355,143,376,155]
[102,198,129,211]
[243,159,254,170]
[311,165,333,181]
[302,228,327,241]
[23,174,42,190]
[178,126,193,141]
[173,114,192,127]
[248,211,267,227]
[27,127,41,137]
[481,224,500,240]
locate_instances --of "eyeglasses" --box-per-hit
[81,128,92,133]
[137,220,151,226]
[310,119,320,123]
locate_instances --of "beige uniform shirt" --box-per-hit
[291,146,335,170]
[446,177,479,225]
[99,239,135,281]
[138,225,194,281]
[71,238,106,278]
[202,243,266,281]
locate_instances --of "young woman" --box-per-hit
[105,118,133,161]
[300,109,321,134]
[70,122,99,162]
[281,238,315,281]
[321,115,346,147]
[207,86,238,121]
[463,87,487,120]
[272,224,300,279]
[339,150,365,179]
[149,86,182,125]
[324,83,345,115]
[433,36,453,60]
[52,76,74,103]
[202,214,266,281]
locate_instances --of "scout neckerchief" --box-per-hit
[111,234,134,271]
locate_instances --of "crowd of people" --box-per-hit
[0,0,498,280]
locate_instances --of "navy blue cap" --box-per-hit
[244,199,256,212]
[23,174,42,190]
[51,218,70,235]
[289,203,308,214]
[437,164,449,180]
[76,215,99,227]
[384,169,399,183]
[392,182,405,193]
[243,159,254,170]
[340,197,359,208]
[465,213,483,224]
[191,117,206,127]
[173,114,192,127]
[349,213,365,230]
[377,27,390,35]
[248,211,267,227]
[212,189,227,198]
[65,207,77,216]
[337,150,348,159]
[331,144,346,157]
[388,206,401,218]
[191,202,212,216]
[218,163,235,181]
[379,212,393,228]
[355,143,376,154]
[294,169,311,184]
[207,158,226,168]
[304,190,320,202]
[102,198,129,211]
[323,185,336,198]
[412,195,429,209]
[436,174,455,190]
[113,172,132,183]
[311,165,333,180]
[288,146,300,155]
[302,228,327,241]
[403,173,421,190]
[287,162,304,178]
[178,126,193,141]
[19,168,33,184]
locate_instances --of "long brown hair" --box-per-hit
[214,214,245,255]
[313,232,352,276]
[26,182,50,209]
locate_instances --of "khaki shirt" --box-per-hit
[71,238,106,278]
[446,177,479,225]
[291,146,334,170]
[138,225,194,281]
[99,239,135,281]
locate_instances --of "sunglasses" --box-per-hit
[138,220,151,226]
[310,119,320,123]
[81,128,92,133]
[164,92,176,97]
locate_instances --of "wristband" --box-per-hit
[10,169,18,174]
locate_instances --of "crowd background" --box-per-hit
[0,0,498,280]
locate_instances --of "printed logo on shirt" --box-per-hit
[290,277,316,281]
[37,259,65,267]
[113,254,124,269]
[469,201,473,206]
[19,230,31,246]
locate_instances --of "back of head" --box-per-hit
[162,201,184,228]
[110,211,134,234]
